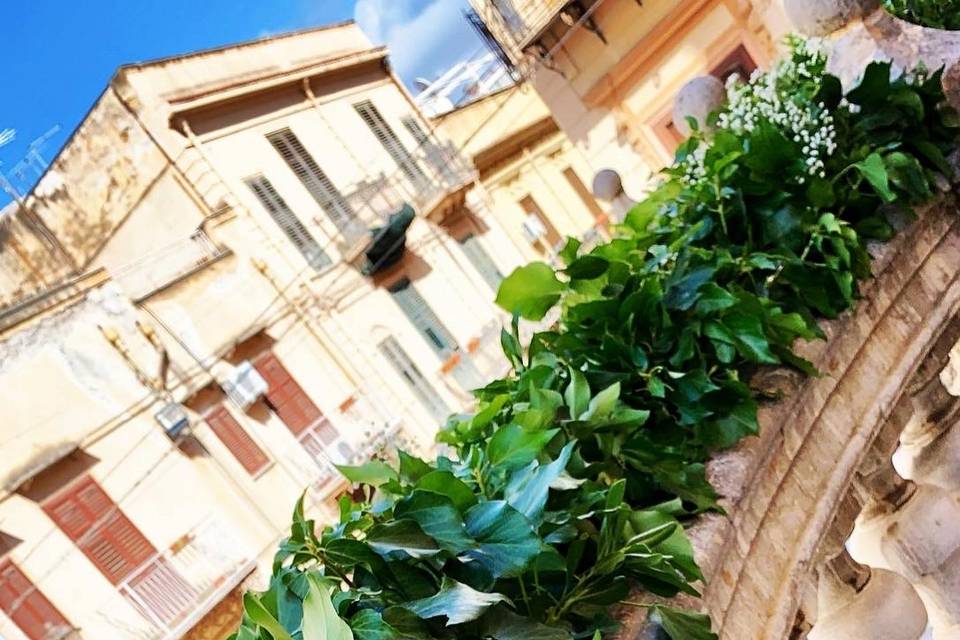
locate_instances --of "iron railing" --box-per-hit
[112,229,229,301]
[332,138,477,260]
[476,0,569,51]
[98,517,255,640]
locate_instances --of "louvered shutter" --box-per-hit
[458,233,503,291]
[205,404,270,475]
[266,129,359,234]
[379,336,451,423]
[253,352,324,435]
[0,560,71,640]
[354,101,428,186]
[245,175,332,272]
[401,117,447,175]
[388,278,458,357]
[43,476,156,586]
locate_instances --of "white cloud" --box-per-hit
[354,0,480,83]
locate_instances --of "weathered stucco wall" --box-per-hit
[28,87,168,270]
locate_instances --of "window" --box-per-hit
[204,404,270,476]
[266,129,359,235]
[42,475,156,586]
[711,44,758,84]
[253,352,327,436]
[458,233,503,290]
[401,116,447,175]
[354,100,428,186]
[245,174,332,272]
[379,336,451,423]
[562,167,607,224]
[519,196,562,250]
[388,278,459,357]
[0,560,71,640]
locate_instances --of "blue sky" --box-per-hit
[0,0,481,203]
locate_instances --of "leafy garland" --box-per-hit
[882,0,960,30]
[231,40,958,640]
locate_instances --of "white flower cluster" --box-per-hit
[714,38,837,183]
[681,144,708,186]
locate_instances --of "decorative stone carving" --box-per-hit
[672,76,725,137]
[783,0,863,36]
[809,561,927,640]
[591,169,636,222]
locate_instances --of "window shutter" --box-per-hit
[253,352,324,436]
[458,233,503,291]
[401,117,447,175]
[204,404,270,476]
[245,174,332,272]
[388,278,458,357]
[0,560,71,640]
[354,101,428,186]
[561,167,607,223]
[43,476,156,586]
[379,336,451,423]
[266,129,359,233]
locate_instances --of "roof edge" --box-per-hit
[118,19,360,71]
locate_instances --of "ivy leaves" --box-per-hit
[235,48,957,640]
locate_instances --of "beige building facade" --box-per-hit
[470,0,794,196]
[434,83,610,265]
[0,22,563,640]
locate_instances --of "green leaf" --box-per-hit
[337,461,398,487]
[496,263,565,320]
[504,442,575,521]
[402,577,510,626]
[462,500,541,578]
[398,451,432,484]
[724,311,778,364]
[854,153,895,203]
[565,255,609,280]
[394,491,475,554]
[416,470,478,512]
[350,610,407,640]
[478,605,574,639]
[486,424,559,471]
[565,368,591,420]
[366,520,441,560]
[302,574,353,640]
[651,605,718,640]
[581,382,620,422]
[242,592,294,640]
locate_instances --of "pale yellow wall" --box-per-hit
[475,0,790,196]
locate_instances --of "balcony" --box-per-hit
[475,0,605,60]
[112,229,230,302]
[465,320,512,382]
[333,139,477,265]
[281,387,422,499]
[96,517,255,640]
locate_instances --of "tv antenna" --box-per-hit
[11,125,61,183]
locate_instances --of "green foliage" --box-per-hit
[883,0,960,29]
[233,41,958,640]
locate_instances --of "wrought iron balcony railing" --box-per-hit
[97,517,255,640]
[476,0,568,51]
[111,229,230,301]
[332,138,477,263]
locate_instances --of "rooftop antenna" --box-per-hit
[0,128,22,203]
[11,125,61,184]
